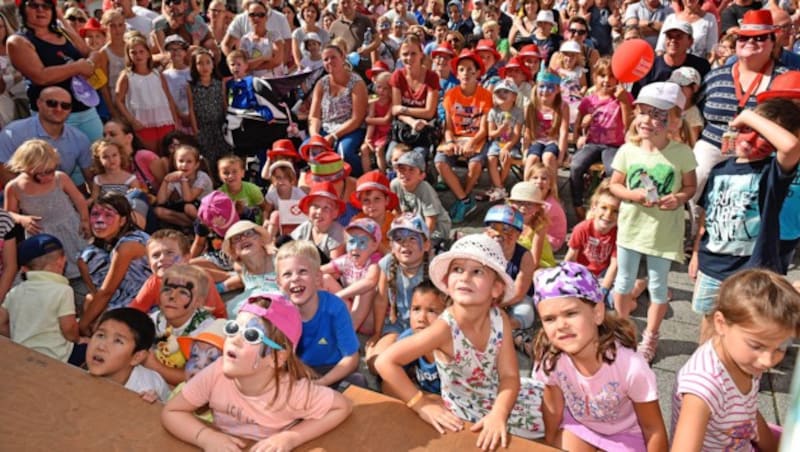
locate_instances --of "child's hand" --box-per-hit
[80,218,92,239]
[18,214,43,235]
[138,390,159,404]
[632,188,655,207]
[164,171,183,183]
[688,251,699,281]
[577,135,587,150]
[615,85,628,101]
[197,429,245,452]
[250,431,299,452]
[416,398,464,434]
[658,194,681,210]
[471,412,509,451]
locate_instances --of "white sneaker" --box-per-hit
[488,187,507,202]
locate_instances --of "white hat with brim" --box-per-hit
[222,220,272,259]
[508,181,547,204]
[429,234,515,304]
[635,81,686,111]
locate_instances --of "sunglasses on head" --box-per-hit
[249,12,267,18]
[44,99,72,110]
[223,320,283,350]
[736,34,771,43]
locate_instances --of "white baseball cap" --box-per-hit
[635,82,686,111]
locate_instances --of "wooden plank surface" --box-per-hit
[299,385,561,452]
[0,338,560,451]
[0,338,194,452]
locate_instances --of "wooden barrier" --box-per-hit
[0,338,560,451]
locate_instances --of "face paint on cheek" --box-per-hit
[346,236,370,252]
[736,130,775,159]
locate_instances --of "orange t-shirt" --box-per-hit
[129,274,228,319]
[443,85,493,145]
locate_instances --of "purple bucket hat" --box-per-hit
[533,262,604,306]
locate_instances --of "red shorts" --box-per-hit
[137,125,175,153]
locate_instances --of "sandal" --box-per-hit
[513,329,533,357]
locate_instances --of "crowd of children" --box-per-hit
[2,0,800,450]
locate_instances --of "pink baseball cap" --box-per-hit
[198,191,239,237]
[346,218,382,243]
[240,292,302,351]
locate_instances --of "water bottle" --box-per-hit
[364,27,373,46]
[640,173,659,204]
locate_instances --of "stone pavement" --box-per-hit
[367,167,798,428]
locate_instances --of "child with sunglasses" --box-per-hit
[689,98,800,343]
[163,292,351,451]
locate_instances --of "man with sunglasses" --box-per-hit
[221,0,292,66]
[0,87,90,188]
[153,0,219,60]
[632,21,710,96]
[110,0,156,38]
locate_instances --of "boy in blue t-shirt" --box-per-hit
[690,99,800,341]
[275,239,364,389]
[394,281,447,396]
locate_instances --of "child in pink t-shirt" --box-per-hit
[321,218,383,334]
[533,263,667,451]
[162,292,351,450]
[569,58,633,220]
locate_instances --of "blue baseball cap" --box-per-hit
[18,234,63,267]
[484,205,523,232]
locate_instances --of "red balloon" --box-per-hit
[611,39,655,83]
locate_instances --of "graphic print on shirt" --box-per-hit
[555,371,624,421]
[453,103,484,136]
[626,163,676,196]
[704,173,761,255]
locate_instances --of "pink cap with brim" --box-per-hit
[240,292,302,351]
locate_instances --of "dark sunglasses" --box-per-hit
[569,28,587,35]
[32,168,56,178]
[248,12,267,18]
[164,0,183,5]
[736,34,771,43]
[44,99,72,110]
[66,16,87,23]
[26,1,51,10]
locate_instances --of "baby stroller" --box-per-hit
[224,68,323,160]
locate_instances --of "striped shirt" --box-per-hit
[698,64,787,150]
[671,341,759,451]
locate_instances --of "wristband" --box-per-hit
[406,390,424,408]
[215,282,226,294]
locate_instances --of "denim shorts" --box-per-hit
[691,270,722,315]
[614,246,671,304]
[487,141,520,158]
[527,142,560,159]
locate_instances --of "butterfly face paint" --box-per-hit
[637,105,670,132]
[90,204,123,239]
[390,228,423,248]
[185,341,223,380]
[733,126,776,160]
[346,235,370,252]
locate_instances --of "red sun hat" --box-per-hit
[366,61,391,81]
[299,135,334,161]
[303,151,352,185]
[518,43,541,59]
[267,139,301,161]
[298,181,346,216]
[451,49,486,77]
[79,18,105,38]
[431,41,456,59]
[349,170,399,210]
[499,56,532,81]
[475,39,501,62]
[757,71,800,102]
[737,10,775,37]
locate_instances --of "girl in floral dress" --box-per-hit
[376,234,544,446]
[187,49,231,169]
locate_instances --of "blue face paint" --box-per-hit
[390,229,423,248]
[346,235,370,252]
[185,341,222,380]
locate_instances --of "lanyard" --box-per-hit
[732,61,771,111]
